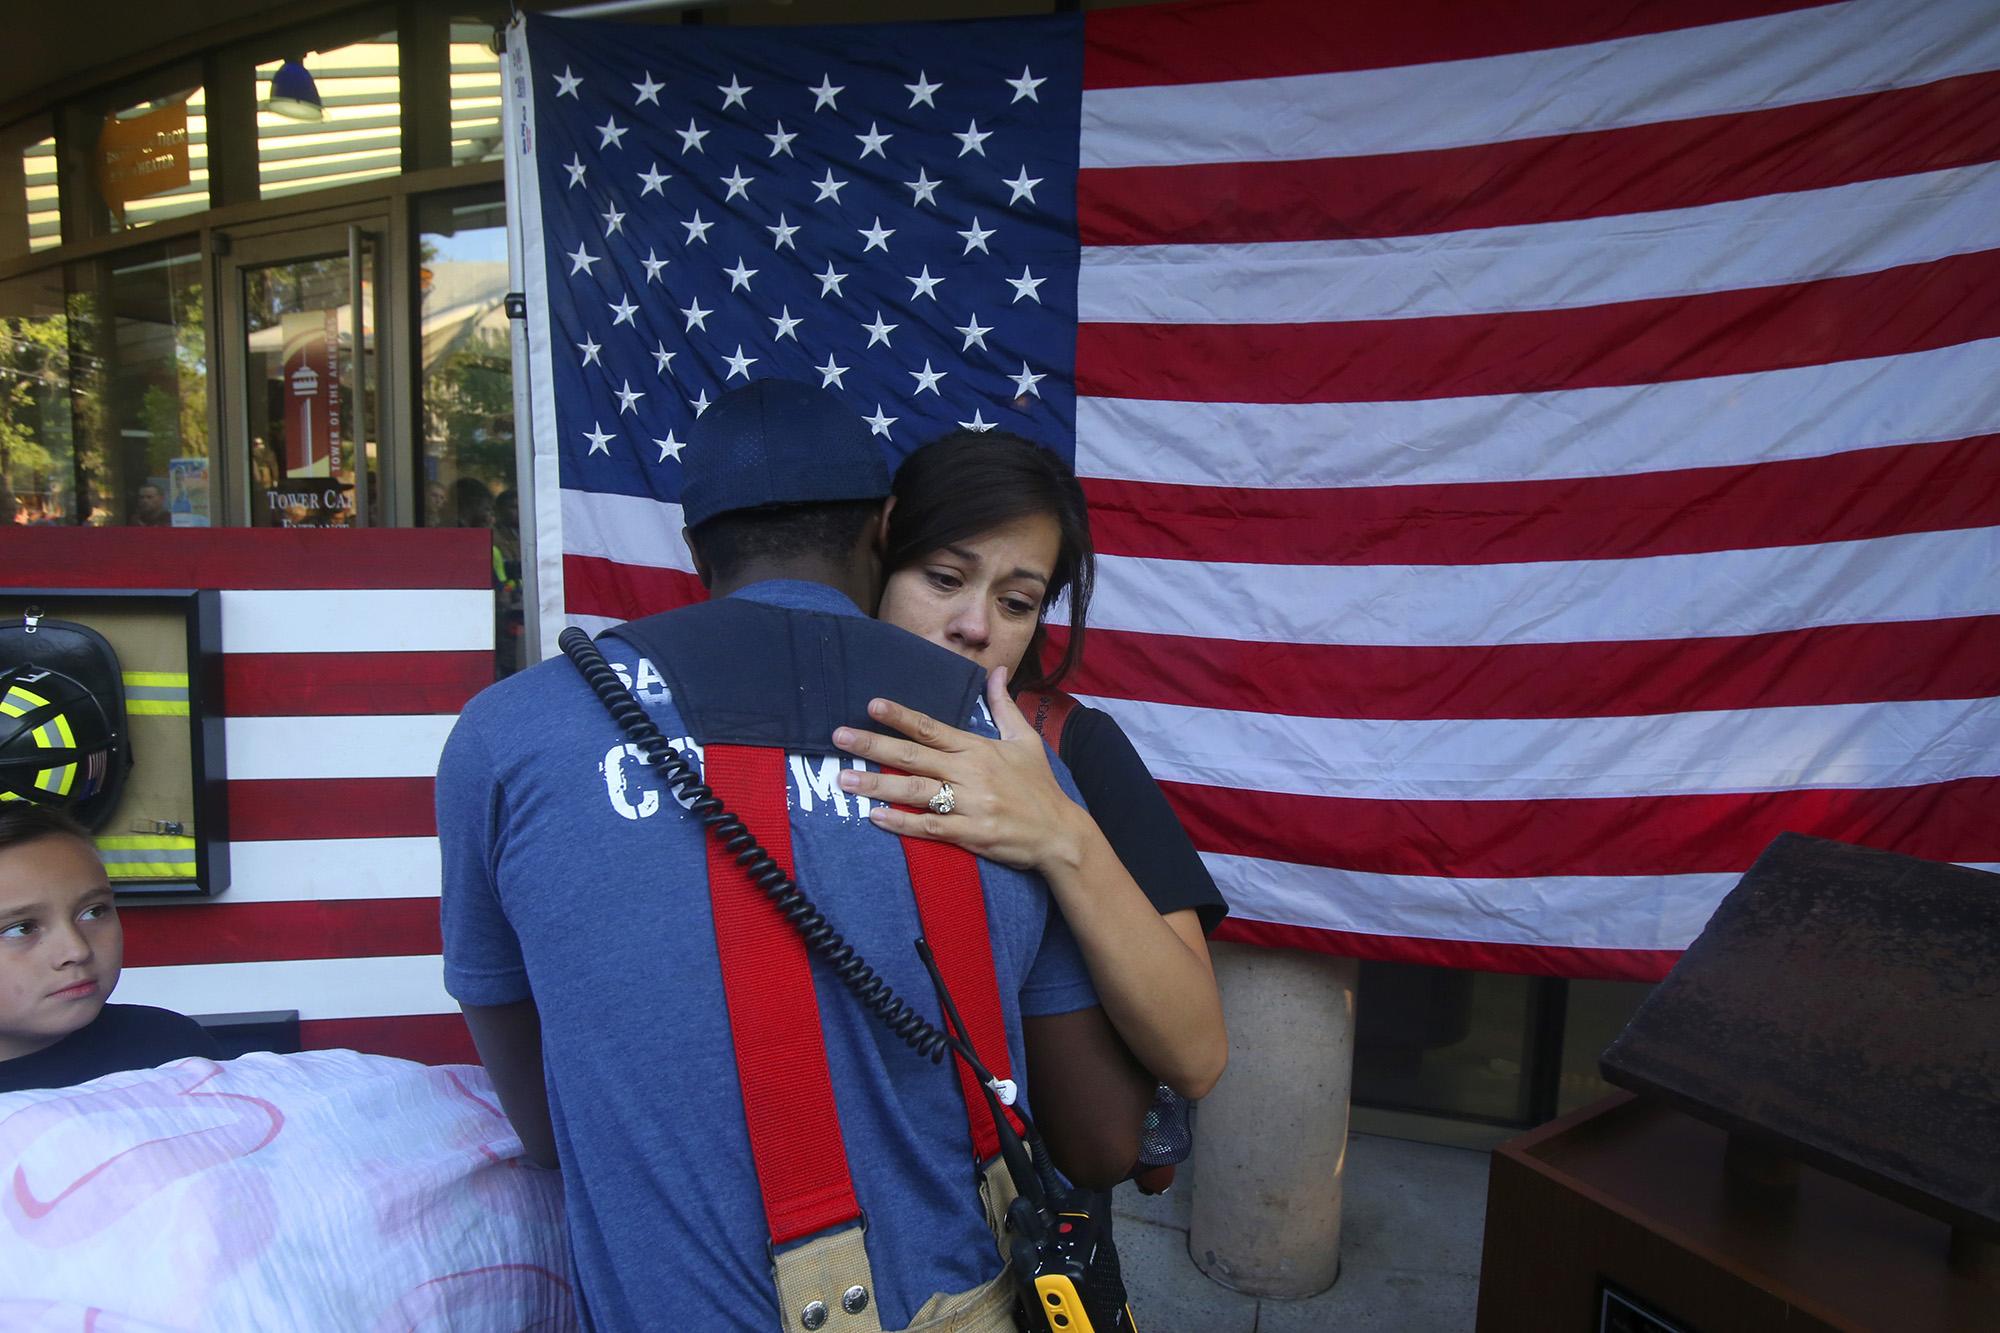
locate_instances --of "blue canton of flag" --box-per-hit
[525,12,1084,505]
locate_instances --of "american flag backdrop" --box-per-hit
[507,0,2000,982]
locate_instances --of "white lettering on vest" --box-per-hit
[633,656,671,704]
[790,754,851,818]
[602,742,660,821]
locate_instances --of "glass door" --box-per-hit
[217,219,388,527]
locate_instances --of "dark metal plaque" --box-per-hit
[1601,833,2000,1233]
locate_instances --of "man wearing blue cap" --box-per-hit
[437,380,1151,1332]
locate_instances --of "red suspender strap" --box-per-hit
[702,744,862,1247]
[898,829,1025,1160]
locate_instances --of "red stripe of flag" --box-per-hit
[1212,917,1680,983]
[1081,0,1831,90]
[228,778,437,841]
[300,1015,477,1066]
[223,651,492,717]
[1059,618,2000,722]
[1083,436,2000,566]
[1077,248,2000,403]
[120,897,441,967]
[0,529,491,590]
[1080,72,2000,245]
[563,552,706,622]
[1164,775,2000,880]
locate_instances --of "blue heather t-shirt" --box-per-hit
[438,581,1099,1332]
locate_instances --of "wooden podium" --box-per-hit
[1477,837,1999,1333]
[1476,1092,1995,1332]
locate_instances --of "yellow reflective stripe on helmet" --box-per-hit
[2,685,51,717]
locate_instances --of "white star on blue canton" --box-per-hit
[719,75,752,110]
[567,243,599,276]
[817,354,849,389]
[863,312,897,347]
[597,116,628,150]
[767,214,799,250]
[1007,67,1046,103]
[554,66,581,98]
[958,218,995,254]
[682,298,713,331]
[724,257,758,292]
[905,71,942,108]
[638,162,671,196]
[584,422,614,455]
[908,266,944,301]
[723,345,758,380]
[652,342,676,375]
[856,123,892,159]
[864,405,897,438]
[766,121,798,157]
[615,379,646,413]
[858,218,894,252]
[1010,363,1046,398]
[1007,267,1045,303]
[771,307,802,341]
[677,120,710,154]
[564,155,587,189]
[722,167,754,202]
[608,293,638,326]
[910,360,946,395]
[683,211,714,244]
[810,75,844,110]
[816,263,848,298]
[577,334,602,367]
[601,204,625,235]
[641,249,669,283]
[959,409,997,433]
[812,169,847,204]
[906,168,941,207]
[1004,168,1042,206]
[691,389,713,416]
[956,315,992,351]
[633,71,664,106]
[954,121,991,157]
[655,431,684,462]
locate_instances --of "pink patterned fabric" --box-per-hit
[0,1051,575,1331]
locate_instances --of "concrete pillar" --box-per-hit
[1188,942,1358,1298]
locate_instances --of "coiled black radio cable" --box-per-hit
[561,625,962,1067]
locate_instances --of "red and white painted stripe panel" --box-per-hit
[2,530,491,1063]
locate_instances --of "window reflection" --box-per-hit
[257,35,401,200]
[450,23,504,167]
[0,116,59,258]
[0,268,75,524]
[417,189,517,675]
[0,239,207,527]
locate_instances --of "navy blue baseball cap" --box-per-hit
[679,378,890,528]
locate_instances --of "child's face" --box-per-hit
[0,834,122,1061]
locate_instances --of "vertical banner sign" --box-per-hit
[280,310,341,479]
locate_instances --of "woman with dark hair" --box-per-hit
[835,431,1228,1122]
